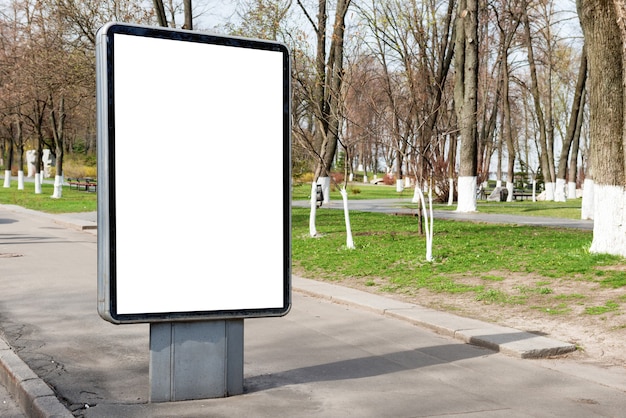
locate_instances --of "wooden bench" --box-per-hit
[68,178,97,192]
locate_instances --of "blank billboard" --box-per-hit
[96,23,291,323]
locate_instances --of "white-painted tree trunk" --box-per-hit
[339,188,355,249]
[590,184,626,257]
[51,174,63,199]
[396,179,404,192]
[506,181,514,202]
[309,182,318,237]
[364,175,368,183]
[417,182,434,262]
[544,182,556,201]
[411,182,421,204]
[567,182,577,199]
[496,180,502,188]
[532,179,537,202]
[17,171,24,190]
[404,177,411,188]
[318,176,330,204]
[581,178,594,220]
[456,176,477,212]
[349,173,353,182]
[554,178,567,202]
[35,172,42,194]
[3,170,10,188]
[447,178,454,206]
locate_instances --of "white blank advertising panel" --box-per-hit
[95,23,291,323]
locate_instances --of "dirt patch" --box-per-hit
[304,271,626,367]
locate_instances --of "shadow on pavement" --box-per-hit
[246,343,491,392]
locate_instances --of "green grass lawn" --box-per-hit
[293,208,619,288]
[0,181,97,213]
[431,201,583,219]
[292,207,626,319]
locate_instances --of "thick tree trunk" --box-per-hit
[3,135,12,188]
[454,0,479,212]
[578,0,626,256]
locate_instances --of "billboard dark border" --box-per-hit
[96,23,291,324]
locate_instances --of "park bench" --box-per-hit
[67,178,97,192]
[512,190,533,200]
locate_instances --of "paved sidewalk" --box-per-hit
[292,199,594,230]
[2,204,624,418]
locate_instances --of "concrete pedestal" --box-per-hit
[149,319,244,402]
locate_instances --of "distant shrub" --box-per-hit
[63,160,97,179]
[298,172,315,183]
[331,172,344,184]
[382,174,395,185]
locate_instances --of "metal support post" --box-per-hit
[149,319,244,402]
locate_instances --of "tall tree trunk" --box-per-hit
[556,45,588,202]
[153,0,168,26]
[578,0,626,256]
[312,0,351,202]
[496,7,522,202]
[183,0,192,29]
[568,83,586,199]
[502,59,515,202]
[16,121,25,190]
[522,3,553,200]
[454,0,479,212]
[50,96,66,199]
[2,132,13,188]
[448,133,457,206]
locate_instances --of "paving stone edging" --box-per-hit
[293,276,577,359]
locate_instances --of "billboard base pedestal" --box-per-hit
[149,319,244,402]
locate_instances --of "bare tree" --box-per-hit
[227,0,292,40]
[295,0,351,200]
[492,1,522,201]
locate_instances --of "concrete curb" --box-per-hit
[293,276,577,359]
[51,216,97,231]
[0,336,73,418]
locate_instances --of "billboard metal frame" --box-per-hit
[96,23,291,324]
